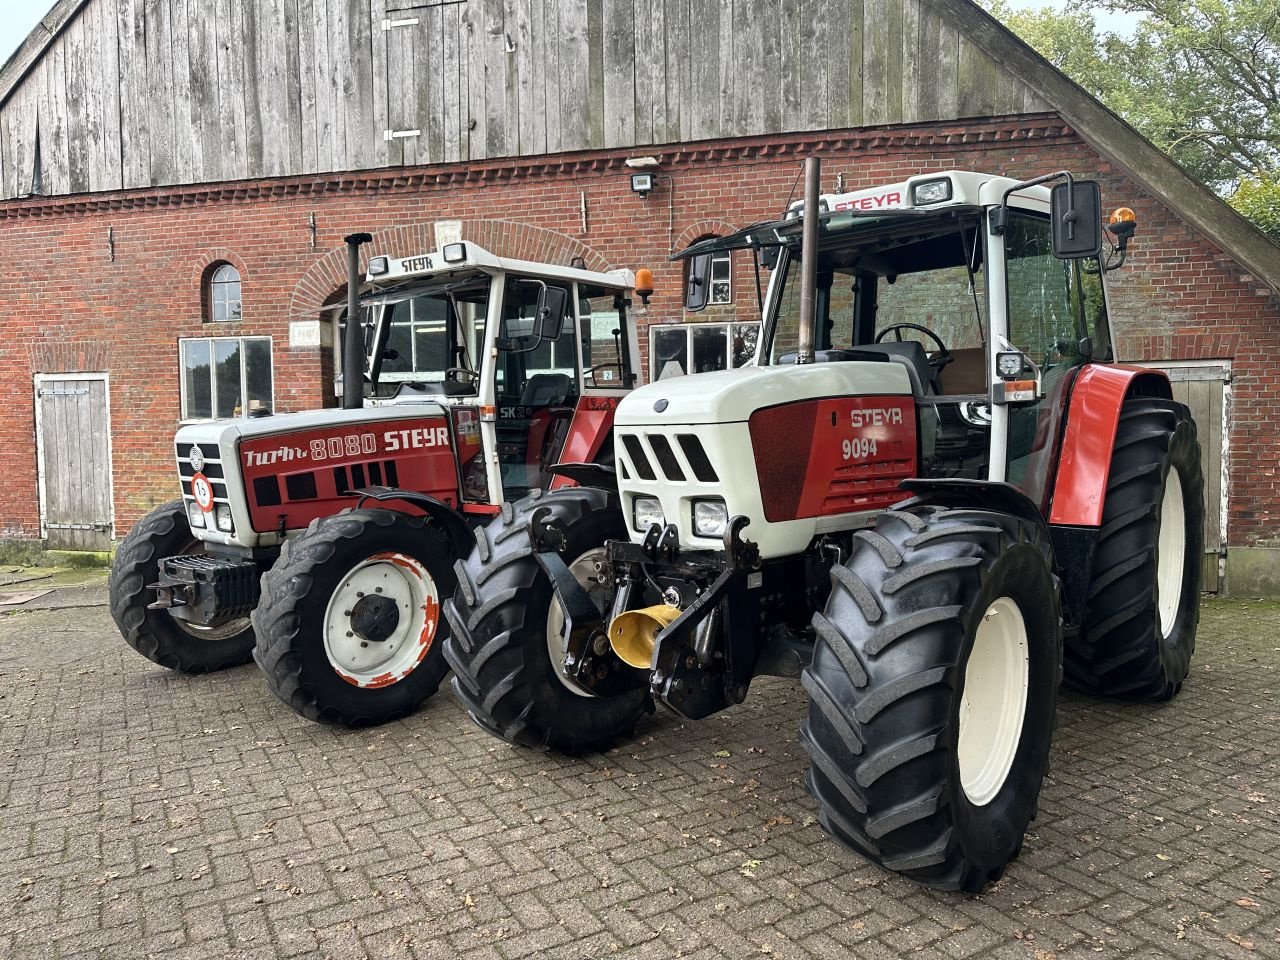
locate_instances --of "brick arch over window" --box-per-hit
[674,220,740,253]
[288,221,610,321]
[191,249,249,288]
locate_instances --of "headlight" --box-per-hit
[911,177,953,205]
[187,502,206,528]
[693,499,729,538]
[633,496,665,532]
[215,503,234,533]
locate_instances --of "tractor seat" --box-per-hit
[520,372,574,406]
[855,342,936,395]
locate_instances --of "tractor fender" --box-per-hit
[550,396,621,490]
[899,478,1055,549]
[350,487,474,558]
[1047,364,1173,528]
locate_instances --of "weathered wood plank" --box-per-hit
[170,0,197,180]
[297,0,319,171]
[558,0,590,150]
[779,0,801,132]
[63,12,90,193]
[825,0,854,129]
[117,0,150,187]
[584,0,604,148]
[863,0,903,127]
[464,1,487,158]
[214,0,246,179]
[41,32,70,194]
[499,0,519,157]
[800,0,827,132]
[255,0,288,176]
[956,34,1000,118]
[344,0,377,169]
[426,4,447,163]
[309,0,333,171]
[716,0,733,138]
[385,16,414,165]
[664,0,689,142]
[369,0,388,168]
[284,0,304,171]
[443,0,466,162]
[901,0,920,123]
[601,0,634,148]
[188,0,224,184]
[235,0,265,177]
[688,0,719,140]
[731,0,764,135]
[96,0,123,192]
[635,0,668,145]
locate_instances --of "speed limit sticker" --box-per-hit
[191,472,215,512]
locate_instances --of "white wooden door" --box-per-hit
[34,373,115,552]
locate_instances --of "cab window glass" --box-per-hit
[580,285,632,387]
[1005,213,1096,369]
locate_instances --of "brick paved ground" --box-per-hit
[1,588,1277,960]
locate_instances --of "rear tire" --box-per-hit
[1066,398,1204,700]
[444,488,649,754]
[109,500,255,673]
[801,504,1062,892]
[253,509,454,727]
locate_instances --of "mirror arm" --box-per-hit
[989,170,1075,236]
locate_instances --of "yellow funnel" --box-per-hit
[608,604,681,669]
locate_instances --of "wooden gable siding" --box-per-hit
[0,0,1049,199]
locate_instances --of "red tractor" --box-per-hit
[445,161,1203,890]
[109,236,644,726]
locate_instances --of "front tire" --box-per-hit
[801,505,1063,892]
[1066,397,1204,700]
[444,488,649,754]
[109,500,256,672]
[253,509,455,726]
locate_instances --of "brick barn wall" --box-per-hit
[1,113,1276,545]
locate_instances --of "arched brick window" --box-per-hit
[205,263,243,322]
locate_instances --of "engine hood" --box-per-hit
[617,362,912,426]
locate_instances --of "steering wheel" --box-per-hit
[444,366,480,382]
[875,322,953,386]
[586,362,624,387]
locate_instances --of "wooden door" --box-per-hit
[1139,362,1229,593]
[34,373,115,552]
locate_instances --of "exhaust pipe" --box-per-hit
[342,232,373,410]
[608,604,682,669]
[796,156,821,365]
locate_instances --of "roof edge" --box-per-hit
[934,0,1280,295]
[0,0,90,109]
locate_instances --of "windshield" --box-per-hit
[340,273,491,398]
[765,213,988,365]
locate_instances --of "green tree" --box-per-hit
[980,0,1280,237]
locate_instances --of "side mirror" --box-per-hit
[498,281,568,351]
[539,285,568,340]
[685,254,711,312]
[1050,180,1103,259]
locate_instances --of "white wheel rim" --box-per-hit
[1156,468,1186,638]
[322,551,440,688]
[546,548,610,697]
[958,597,1030,807]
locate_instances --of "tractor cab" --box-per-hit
[679,170,1118,518]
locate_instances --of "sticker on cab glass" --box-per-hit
[191,472,215,512]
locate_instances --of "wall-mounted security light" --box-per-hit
[630,173,655,197]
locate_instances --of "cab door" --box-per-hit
[491,276,581,499]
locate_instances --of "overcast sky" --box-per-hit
[2,0,1141,81]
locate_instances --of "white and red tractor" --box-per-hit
[445,162,1204,890]
[109,238,644,726]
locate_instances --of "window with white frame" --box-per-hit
[207,263,243,321]
[180,336,273,420]
[709,251,732,304]
[649,322,759,380]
